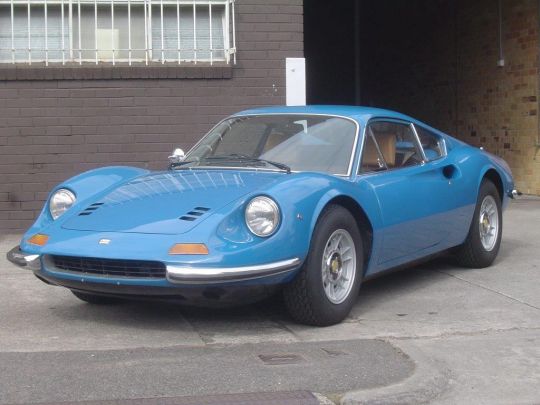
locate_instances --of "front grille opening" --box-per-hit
[179,216,197,221]
[194,207,210,212]
[49,255,166,279]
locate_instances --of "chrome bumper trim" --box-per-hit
[166,257,302,284]
[6,246,41,271]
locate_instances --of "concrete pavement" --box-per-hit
[0,198,539,404]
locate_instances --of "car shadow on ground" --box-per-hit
[48,254,475,331]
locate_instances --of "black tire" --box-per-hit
[454,180,502,268]
[71,291,123,305]
[283,205,363,326]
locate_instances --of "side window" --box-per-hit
[415,125,445,161]
[369,121,424,169]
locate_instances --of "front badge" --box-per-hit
[99,239,111,245]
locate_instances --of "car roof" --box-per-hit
[233,105,417,124]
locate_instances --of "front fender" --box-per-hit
[22,166,149,243]
[258,173,381,263]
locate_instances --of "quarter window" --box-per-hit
[0,0,235,65]
[415,125,445,161]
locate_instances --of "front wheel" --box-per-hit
[283,205,363,326]
[454,180,502,268]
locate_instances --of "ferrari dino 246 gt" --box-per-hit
[8,106,516,326]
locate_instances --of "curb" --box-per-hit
[340,341,452,405]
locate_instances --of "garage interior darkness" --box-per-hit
[304,0,540,194]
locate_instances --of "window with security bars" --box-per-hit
[0,0,236,65]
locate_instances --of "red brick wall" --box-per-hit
[360,0,539,194]
[0,0,303,231]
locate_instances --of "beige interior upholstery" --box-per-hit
[362,136,382,166]
[377,133,396,166]
[363,133,396,167]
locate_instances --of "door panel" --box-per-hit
[358,119,463,269]
[368,158,459,264]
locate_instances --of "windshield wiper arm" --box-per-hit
[204,154,291,173]
[255,158,291,173]
[169,160,198,170]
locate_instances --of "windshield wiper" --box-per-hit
[204,154,291,174]
[169,160,198,170]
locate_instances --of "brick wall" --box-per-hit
[0,0,303,231]
[361,0,539,195]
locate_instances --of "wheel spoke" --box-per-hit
[342,255,353,263]
[330,234,342,251]
[478,195,499,251]
[320,228,356,304]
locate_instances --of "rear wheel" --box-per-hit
[455,180,502,268]
[71,291,123,305]
[283,205,363,326]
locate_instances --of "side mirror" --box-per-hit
[168,148,185,164]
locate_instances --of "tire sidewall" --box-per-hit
[302,206,363,324]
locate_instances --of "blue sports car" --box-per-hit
[8,106,516,326]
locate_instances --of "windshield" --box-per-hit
[183,114,358,175]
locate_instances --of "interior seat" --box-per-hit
[362,133,396,170]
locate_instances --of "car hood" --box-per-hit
[62,170,283,235]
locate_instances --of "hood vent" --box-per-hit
[179,206,210,222]
[78,202,105,216]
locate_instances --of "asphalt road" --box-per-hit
[1,198,539,404]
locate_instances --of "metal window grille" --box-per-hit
[0,0,236,65]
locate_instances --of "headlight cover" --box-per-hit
[245,196,281,237]
[49,189,76,220]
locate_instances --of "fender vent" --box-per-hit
[179,206,211,221]
[78,202,105,216]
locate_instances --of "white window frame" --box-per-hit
[0,0,236,65]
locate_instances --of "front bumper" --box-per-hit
[7,246,41,271]
[7,245,301,285]
[166,258,301,284]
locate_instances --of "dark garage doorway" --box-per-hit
[304,0,458,126]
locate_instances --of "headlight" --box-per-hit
[49,189,76,220]
[245,196,280,237]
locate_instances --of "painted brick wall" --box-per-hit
[0,0,303,231]
[361,0,539,195]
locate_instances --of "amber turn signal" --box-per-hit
[168,243,209,255]
[27,234,49,246]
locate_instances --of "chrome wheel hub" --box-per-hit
[321,229,356,304]
[479,195,499,251]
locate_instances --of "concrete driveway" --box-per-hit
[0,198,539,405]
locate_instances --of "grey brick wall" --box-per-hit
[0,0,304,231]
